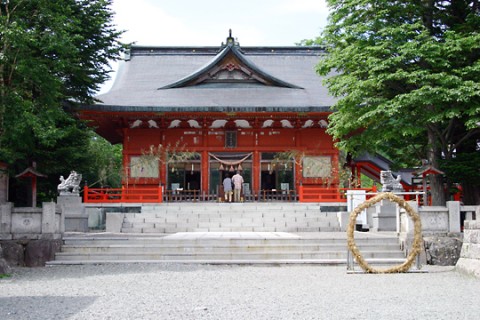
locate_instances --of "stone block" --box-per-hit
[106,212,125,233]
[372,212,396,231]
[1,203,12,234]
[460,242,480,260]
[12,209,42,234]
[64,215,89,232]
[41,202,56,234]
[0,241,24,266]
[87,207,104,229]
[24,239,62,267]
[447,201,461,233]
[419,209,449,232]
[424,236,462,266]
[456,258,480,278]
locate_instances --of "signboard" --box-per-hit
[130,156,159,178]
[302,156,332,178]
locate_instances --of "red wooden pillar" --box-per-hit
[122,128,130,185]
[201,150,209,194]
[252,150,260,194]
[159,131,167,191]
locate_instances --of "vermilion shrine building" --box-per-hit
[79,33,342,201]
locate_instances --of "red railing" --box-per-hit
[84,186,163,203]
[298,186,375,203]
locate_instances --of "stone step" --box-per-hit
[60,244,403,255]
[47,258,405,266]
[53,251,404,262]
[62,235,400,246]
[124,212,338,219]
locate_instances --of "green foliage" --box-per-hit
[317,0,480,159]
[82,133,123,188]
[315,0,480,203]
[0,0,125,203]
[441,152,480,186]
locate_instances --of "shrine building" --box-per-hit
[79,32,341,202]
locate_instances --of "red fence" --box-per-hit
[84,186,378,204]
[84,186,163,203]
[298,186,375,203]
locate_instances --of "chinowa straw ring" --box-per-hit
[347,192,422,273]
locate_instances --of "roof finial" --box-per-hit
[226,29,235,46]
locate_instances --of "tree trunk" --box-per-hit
[427,126,446,206]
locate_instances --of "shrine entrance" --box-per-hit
[209,153,252,196]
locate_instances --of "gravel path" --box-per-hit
[1,264,479,320]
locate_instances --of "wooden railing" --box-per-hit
[84,186,381,204]
[298,186,376,203]
[84,186,163,203]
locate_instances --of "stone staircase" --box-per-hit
[48,232,405,265]
[121,203,342,233]
[47,203,406,266]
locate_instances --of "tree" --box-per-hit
[0,0,125,202]
[316,0,480,205]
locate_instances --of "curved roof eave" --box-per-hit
[79,104,331,113]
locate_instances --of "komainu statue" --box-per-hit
[380,170,404,193]
[58,171,82,195]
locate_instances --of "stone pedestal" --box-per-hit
[346,190,368,229]
[372,200,397,231]
[57,195,88,232]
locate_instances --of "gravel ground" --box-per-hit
[1,264,479,320]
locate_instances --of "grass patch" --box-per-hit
[0,273,11,279]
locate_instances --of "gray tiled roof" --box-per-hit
[91,45,337,112]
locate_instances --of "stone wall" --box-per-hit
[1,239,62,269]
[0,202,64,271]
[456,219,480,277]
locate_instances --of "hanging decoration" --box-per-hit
[209,152,252,173]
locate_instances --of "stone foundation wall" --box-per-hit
[456,220,480,277]
[1,202,64,273]
[0,239,62,270]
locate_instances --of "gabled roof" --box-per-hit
[87,32,337,113]
[160,35,302,90]
[15,167,47,179]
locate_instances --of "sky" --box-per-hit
[100,0,330,92]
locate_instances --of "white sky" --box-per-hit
[100,0,329,92]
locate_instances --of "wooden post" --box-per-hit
[83,185,89,203]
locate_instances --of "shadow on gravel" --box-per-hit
[0,296,97,320]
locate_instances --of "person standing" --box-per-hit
[231,171,244,202]
[222,174,233,202]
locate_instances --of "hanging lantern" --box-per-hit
[219,163,224,171]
